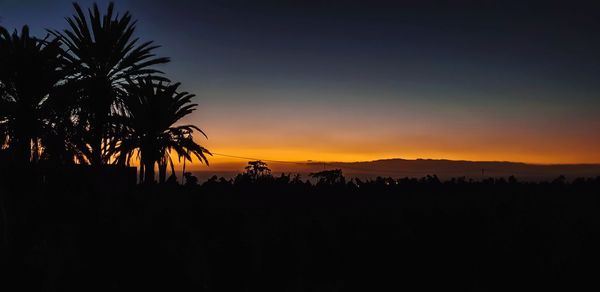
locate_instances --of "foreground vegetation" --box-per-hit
[1,174,599,291]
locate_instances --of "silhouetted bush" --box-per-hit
[2,175,600,291]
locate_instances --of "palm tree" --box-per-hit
[0,25,64,165]
[51,2,169,166]
[111,76,210,184]
[38,81,88,165]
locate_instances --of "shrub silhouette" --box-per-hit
[310,169,345,185]
[183,171,199,186]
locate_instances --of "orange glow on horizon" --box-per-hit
[179,147,600,172]
[171,98,600,172]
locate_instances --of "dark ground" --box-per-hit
[1,175,600,291]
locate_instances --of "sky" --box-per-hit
[2,0,600,169]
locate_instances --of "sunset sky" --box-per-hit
[2,0,600,169]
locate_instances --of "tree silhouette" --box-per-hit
[183,172,199,186]
[0,25,64,165]
[38,80,87,165]
[244,160,272,180]
[50,2,169,166]
[1,2,211,181]
[111,76,210,184]
[309,169,345,185]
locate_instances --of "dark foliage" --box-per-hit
[112,76,210,183]
[0,2,208,173]
[310,169,345,185]
[1,175,600,291]
[0,26,65,165]
[50,2,171,165]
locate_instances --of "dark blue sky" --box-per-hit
[2,0,600,164]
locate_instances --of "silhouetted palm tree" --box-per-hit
[39,81,88,165]
[51,2,169,165]
[0,25,64,165]
[111,76,210,184]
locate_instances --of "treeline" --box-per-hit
[2,166,600,291]
[0,2,209,184]
[176,160,600,188]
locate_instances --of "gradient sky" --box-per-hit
[2,0,600,169]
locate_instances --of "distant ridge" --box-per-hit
[193,158,600,181]
[332,157,600,166]
[317,157,600,166]
[307,158,600,180]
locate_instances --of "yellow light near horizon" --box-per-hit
[178,148,599,172]
[122,145,600,175]
[182,105,600,172]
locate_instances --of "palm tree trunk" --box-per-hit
[32,139,42,163]
[139,164,144,184]
[169,159,176,182]
[158,158,167,184]
[90,95,109,166]
[13,137,31,166]
[91,133,103,166]
[144,160,155,184]
[182,156,186,185]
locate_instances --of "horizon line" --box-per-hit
[189,155,600,171]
